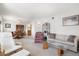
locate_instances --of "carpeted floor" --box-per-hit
[14,37,79,56]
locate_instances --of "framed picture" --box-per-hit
[63,15,79,26]
[5,23,11,28]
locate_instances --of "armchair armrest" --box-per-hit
[74,37,79,47]
[5,45,22,56]
[15,42,22,45]
[73,36,79,52]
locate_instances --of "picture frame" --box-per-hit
[63,15,79,26]
[5,23,11,28]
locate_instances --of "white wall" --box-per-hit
[0,16,26,32]
[31,12,79,37]
[51,10,79,36]
[3,20,16,32]
[1,3,79,36]
[2,16,17,32]
[30,17,55,38]
[0,17,2,32]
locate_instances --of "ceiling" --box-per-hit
[0,3,79,22]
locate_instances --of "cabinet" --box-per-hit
[13,25,25,39]
[16,25,24,32]
[27,25,32,36]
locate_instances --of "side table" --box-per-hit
[57,48,64,56]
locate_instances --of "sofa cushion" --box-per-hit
[67,35,76,43]
[48,39,55,43]
[56,34,66,41]
[48,33,56,39]
[64,35,69,42]
[64,41,74,46]
[53,39,74,47]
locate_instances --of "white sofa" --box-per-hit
[48,33,79,52]
[0,32,30,56]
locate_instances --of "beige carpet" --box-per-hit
[14,37,79,56]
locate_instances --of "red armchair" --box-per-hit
[35,32,44,43]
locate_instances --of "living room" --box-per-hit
[0,3,79,56]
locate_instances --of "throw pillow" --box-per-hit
[67,35,76,43]
[49,33,56,39]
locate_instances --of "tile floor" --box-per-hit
[15,37,79,56]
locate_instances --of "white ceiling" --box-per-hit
[0,3,79,22]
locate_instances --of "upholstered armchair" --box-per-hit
[35,32,44,43]
[0,32,30,56]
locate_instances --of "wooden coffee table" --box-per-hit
[50,43,65,56]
